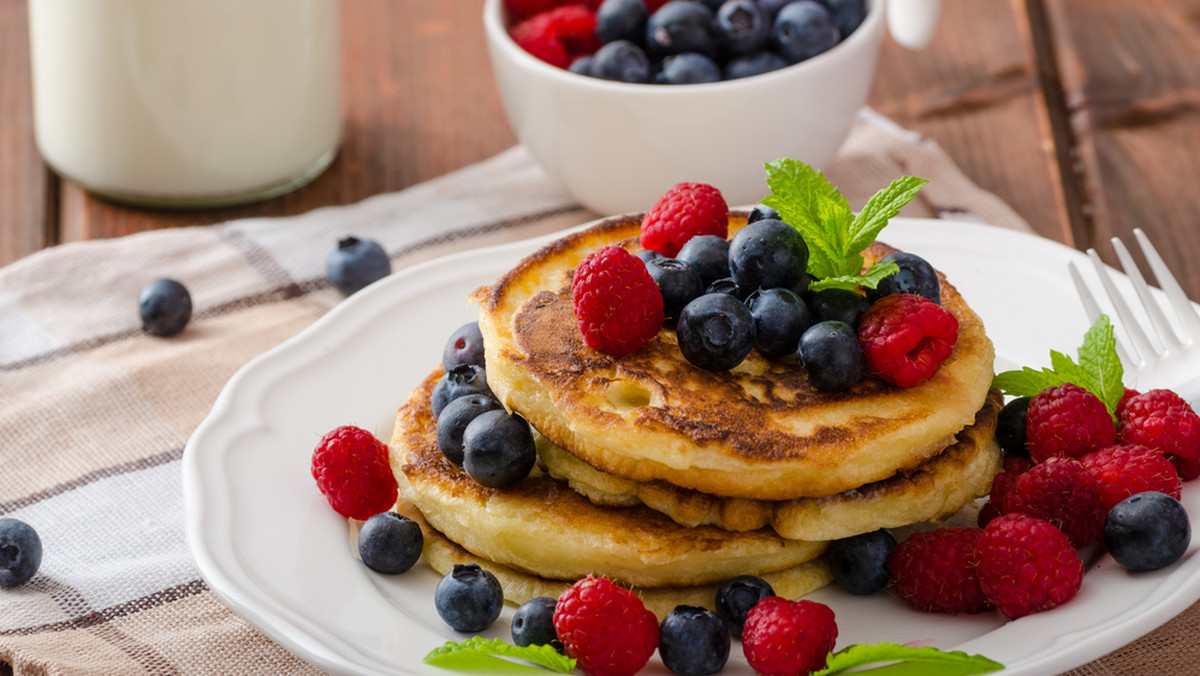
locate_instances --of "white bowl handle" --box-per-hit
[886,0,942,49]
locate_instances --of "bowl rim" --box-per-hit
[482,0,884,95]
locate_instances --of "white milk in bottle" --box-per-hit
[28,0,341,207]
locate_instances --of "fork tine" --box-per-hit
[1133,228,1200,343]
[1069,259,1135,368]
[1111,236,1185,351]
[1087,247,1164,360]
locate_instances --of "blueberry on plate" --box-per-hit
[715,574,774,638]
[327,236,391,296]
[676,235,731,288]
[590,40,651,83]
[646,0,717,58]
[995,396,1032,458]
[434,563,504,633]
[436,394,503,466]
[745,203,781,224]
[676,293,756,371]
[827,528,896,594]
[0,517,42,588]
[512,596,561,648]
[357,512,423,574]
[866,252,941,304]
[772,0,840,64]
[705,277,750,301]
[637,248,665,264]
[462,409,537,488]
[746,287,812,358]
[728,218,809,292]
[798,320,866,391]
[442,321,486,371]
[138,278,193,337]
[430,364,492,418]
[656,52,722,84]
[659,605,730,675]
[1103,491,1191,572]
[808,287,871,329]
[646,258,705,319]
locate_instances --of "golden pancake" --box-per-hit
[538,390,1002,541]
[473,213,995,501]
[390,369,827,589]
[394,498,833,622]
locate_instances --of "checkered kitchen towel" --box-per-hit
[3,111,1188,675]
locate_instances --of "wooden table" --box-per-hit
[3,0,1200,297]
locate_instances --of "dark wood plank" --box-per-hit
[867,0,1073,244]
[0,0,52,269]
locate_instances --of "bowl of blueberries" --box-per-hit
[483,0,938,215]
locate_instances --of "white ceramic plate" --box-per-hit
[183,218,1200,675]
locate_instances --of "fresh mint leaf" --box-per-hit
[846,175,930,262]
[991,367,1070,398]
[423,637,575,674]
[808,260,900,293]
[815,642,1003,676]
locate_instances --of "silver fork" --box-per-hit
[1068,228,1200,402]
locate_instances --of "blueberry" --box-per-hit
[746,204,781,224]
[437,394,503,466]
[808,288,871,329]
[138,278,193,337]
[512,596,561,648]
[569,56,593,75]
[0,518,42,588]
[590,40,651,82]
[646,1,717,58]
[638,248,665,264]
[676,235,731,288]
[712,0,770,55]
[728,218,809,292]
[442,321,486,371]
[772,0,839,64]
[357,512,423,574]
[817,0,866,38]
[705,277,750,301]
[1104,491,1191,572]
[676,293,756,370]
[659,605,731,675]
[656,52,722,84]
[996,396,1031,458]
[327,236,390,296]
[714,575,773,638]
[596,0,649,44]
[798,320,866,391]
[434,563,504,632]
[827,529,896,594]
[462,410,537,488]
[866,252,941,304]
[757,0,792,21]
[723,49,787,78]
[646,258,705,318]
[746,287,812,358]
[431,364,492,418]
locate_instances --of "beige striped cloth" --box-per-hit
[0,111,1192,675]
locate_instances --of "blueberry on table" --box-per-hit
[430,364,492,418]
[512,596,560,648]
[357,512,423,575]
[138,278,192,337]
[798,320,866,391]
[1103,491,1191,572]
[326,236,390,296]
[827,528,896,594]
[434,563,504,633]
[442,321,486,371]
[436,394,503,466]
[772,0,840,64]
[659,605,730,675]
[728,218,809,292]
[462,409,537,489]
[676,293,756,370]
[714,574,774,638]
[0,517,42,588]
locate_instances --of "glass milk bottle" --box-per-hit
[27,0,341,208]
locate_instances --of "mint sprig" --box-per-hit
[815,642,1004,675]
[423,637,575,673]
[759,159,928,292]
[992,314,1124,415]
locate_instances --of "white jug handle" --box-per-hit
[886,0,942,49]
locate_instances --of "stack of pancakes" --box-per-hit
[388,212,1001,619]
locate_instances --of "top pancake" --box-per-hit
[473,213,995,501]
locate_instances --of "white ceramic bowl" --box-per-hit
[484,0,886,215]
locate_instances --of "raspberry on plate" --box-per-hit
[989,455,1034,513]
[510,5,599,69]
[857,293,958,388]
[553,575,659,676]
[310,425,398,520]
[886,527,990,614]
[742,597,837,676]
[1118,388,1200,463]
[976,513,1083,619]
[571,246,665,355]
[1079,444,1182,512]
[1002,456,1104,548]
[640,182,729,257]
[1025,383,1116,462]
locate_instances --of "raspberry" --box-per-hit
[857,294,958,388]
[886,527,990,614]
[989,455,1034,512]
[504,0,564,21]
[1025,383,1116,462]
[741,597,837,676]
[1079,444,1182,512]
[976,499,1003,528]
[640,183,729,257]
[1115,386,1141,419]
[1002,456,1104,547]
[310,425,398,520]
[1118,389,1200,463]
[571,246,664,355]
[1172,452,1200,481]
[975,513,1083,619]
[510,5,599,69]
[553,576,658,676]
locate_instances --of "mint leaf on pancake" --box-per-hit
[815,642,1004,675]
[423,637,575,673]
